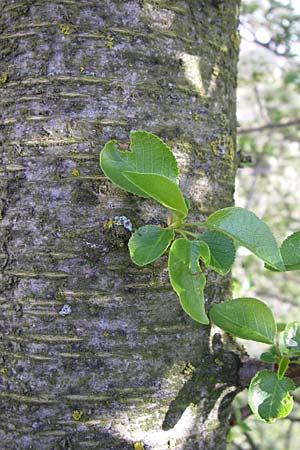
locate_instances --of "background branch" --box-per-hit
[239,358,300,388]
[239,118,300,134]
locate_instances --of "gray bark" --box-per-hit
[0,1,240,449]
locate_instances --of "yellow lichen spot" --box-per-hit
[209,135,235,160]
[235,5,240,19]
[209,139,219,155]
[0,72,8,84]
[133,442,144,450]
[183,362,196,377]
[60,24,71,35]
[228,135,235,161]
[212,64,220,78]
[103,217,114,229]
[103,331,109,337]
[71,168,80,177]
[105,34,114,48]
[192,112,199,121]
[220,44,228,53]
[80,66,85,72]
[230,31,240,50]
[72,409,83,421]
[0,367,8,374]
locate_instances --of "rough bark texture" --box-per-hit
[0,1,240,449]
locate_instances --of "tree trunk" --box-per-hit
[0,1,240,449]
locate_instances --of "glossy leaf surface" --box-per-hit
[195,240,211,267]
[260,346,279,363]
[209,297,276,344]
[100,130,178,197]
[124,172,188,219]
[128,225,174,266]
[248,370,295,422]
[168,239,209,324]
[280,231,300,271]
[205,207,285,271]
[198,230,235,275]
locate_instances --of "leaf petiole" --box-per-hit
[277,355,290,380]
[168,219,184,229]
[182,221,207,228]
[175,229,198,239]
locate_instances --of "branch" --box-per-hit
[245,432,260,450]
[253,38,295,58]
[231,443,245,450]
[286,416,300,422]
[238,359,269,387]
[229,404,252,426]
[239,358,300,388]
[238,118,300,134]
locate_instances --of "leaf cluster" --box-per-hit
[100,130,300,423]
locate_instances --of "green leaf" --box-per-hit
[205,207,285,271]
[283,321,300,356]
[100,130,178,197]
[277,323,287,332]
[128,225,174,266]
[209,297,276,344]
[277,356,290,380]
[184,196,190,211]
[278,331,289,355]
[196,241,211,267]
[198,230,235,275]
[260,346,279,363]
[280,231,300,271]
[264,263,280,272]
[124,172,188,219]
[248,370,295,422]
[168,239,209,324]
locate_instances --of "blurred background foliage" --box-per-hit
[229,0,300,448]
